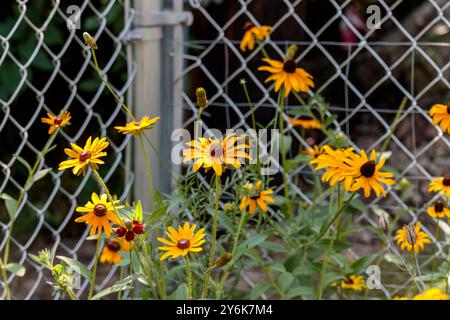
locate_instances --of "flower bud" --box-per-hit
[405,223,416,246]
[83,32,97,50]
[223,202,235,215]
[196,87,208,110]
[132,221,144,234]
[116,226,127,237]
[378,213,389,233]
[214,252,232,268]
[285,44,298,61]
[125,230,135,242]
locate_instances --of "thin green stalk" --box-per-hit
[241,81,260,175]
[278,89,291,214]
[380,97,408,153]
[135,246,158,299]
[431,219,440,287]
[88,233,102,299]
[202,175,221,299]
[117,266,124,300]
[91,48,135,121]
[0,258,10,300]
[138,136,155,211]
[217,209,248,298]
[256,40,270,59]
[185,255,192,300]
[66,287,79,300]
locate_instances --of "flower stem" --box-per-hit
[185,255,192,300]
[88,233,102,299]
[66,287,79,300]
[138,135,155,211]
[202,175,221,299]
[90,48,135,121]
[278,89,291,214]
[431,219,440,287]
[380,97,408,153]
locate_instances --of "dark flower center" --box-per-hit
[250,193,261,200]
[177,239,190,249]
[299,116,313,121]
[447,103,450,114]
[106,240,121,252]
[210,143,223,158]
[360,161,376,178]
[283,60,297,73]
[54,116,63,125]
[443,175,450,186]
[243,22,254,32]
[344,278,354,285]
[435,200,444,213]
[79,151,91,162]
[94,204,107,217]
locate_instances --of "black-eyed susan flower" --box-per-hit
[412,288,449,300]
[240,23,272,52]
[182,133,250,176]
[75,193,123,237]
[429,103,450,134]
[116,220,145,242]
[338,275,366,292]
[258,47,314,97]
[345,150,395,198]
[289,116,321,130]
[58,137,109,176]
[426,200,450,219]
[310,146,356,191]
[239,181,275,214]
[157,222,205,260]
[395,222,430,254]
[114,116,160,137]
[429,176,450,198]
[304,145,326,159]
[41,111,71,135]
[100,238,130,264]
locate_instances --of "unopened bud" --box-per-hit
[405,223,416,246]
[224,202,235,215]
[83,32,97,50]
[214,252,232,268]
[398,178,410,191]
[196,87,208,110]
[285,45,298,61]
[378,213,389,233]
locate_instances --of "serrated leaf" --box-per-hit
[56,256,91,280]
[1,193,18,221]
[250,283,272,299]
[32,168,52,182]
[6,263,26,277]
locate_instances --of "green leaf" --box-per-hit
[350,255,377,275]
[277,272,295,293]
[321,272,345,289]
[15,155,32,173]
[235,232,270,260]
[32,168,52,182]
[280,135,292,158]
[250,283,272,299]
[285,286,315,299]
[6,263,26,277]
[145,203,169,224]
[169,283,188,300]
[135,200,143,223]
[155,191,164,207]
[56,256,92,280]
[91,274,141,300]
[218,211,234,234]
[270,263,286,273]
[0,193,18,221]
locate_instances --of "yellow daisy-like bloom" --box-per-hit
[75,193,123,237]
[239,181,275,214]
[41,111,71,135]
[289,116,321,130]
[395,222,430,254]
[304,145,326,159]
[258,58,314,97]
[157,222,205,260]
[100,238,130,264]
[182,133,251,176]
[339,275,366,292]
[58,136,109,176]
[345,150,395,198]
[426,200,450,219]
[310,146,356,191]
[429,103,450,134]
[114,116,160,137]
[412,288,449,300]
[429,176,450,198]
[240,23,272,52]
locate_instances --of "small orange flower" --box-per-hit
[41,111,71,135]
[289,116,321,130]
[239,181,275,214]
[429,103,450,134]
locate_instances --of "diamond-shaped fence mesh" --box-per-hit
[180,0,450,298]
[1,0,450,299]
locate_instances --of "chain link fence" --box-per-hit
[180,0,450,298]
[1,0,450,299]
